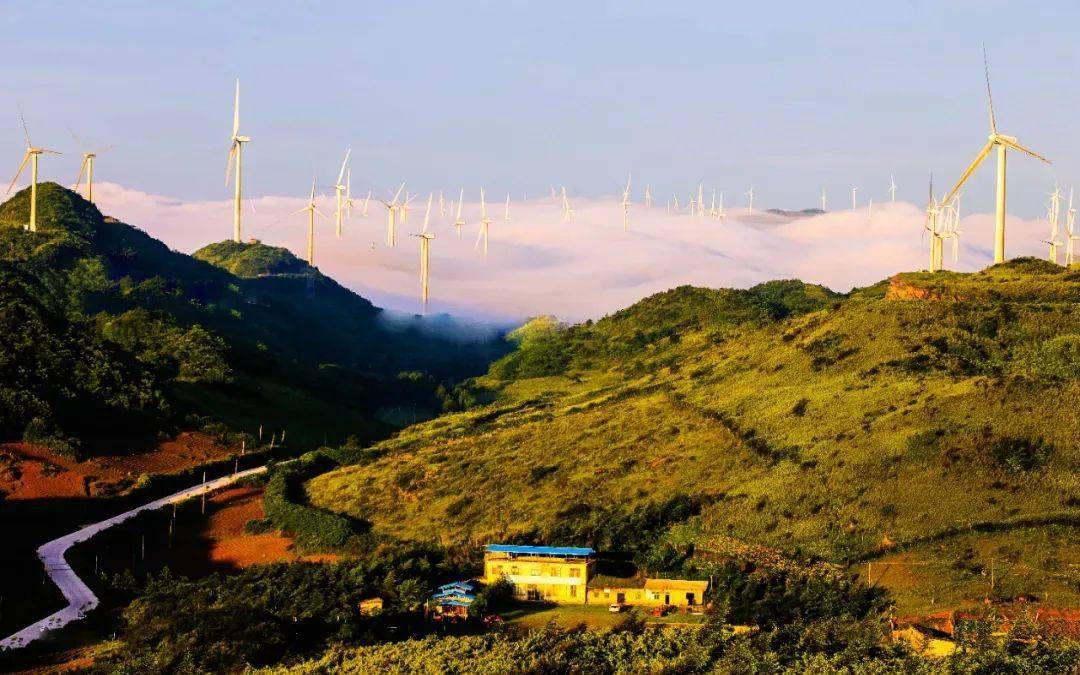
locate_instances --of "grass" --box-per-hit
[307,261,1080,607]
[499,602,706,629]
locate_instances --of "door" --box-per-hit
[686,593,695,606]
[616,592,626,604]
[664,594,670,605]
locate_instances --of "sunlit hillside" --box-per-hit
[309,262,1080,606]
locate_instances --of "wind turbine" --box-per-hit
[940,47,1051,264]
[476,188,492,256]
[333,149,351,237]
[561,186,574,223]
[745,187,754,216]
[889,175,897,203]
[717,193,726,220]
[924,175,944,272]
[225,79,251,243]
[401,191,417,226]
[412,193,435,314]
[644,184,653,207]
[1044,184,1064,264]
[361,189,371,218]
[6,111,60,233]
[820,187,827,212]
[868,198,873,218]
[439,191,445,217]
[343,168,362,219]
[1065,190,1078,266]
[697,183,705,217]
[851,186,857,211]
[291,178,326,266]
[504,193,511,222]
[621,174,632,231]
[381,182,406,247]
[453,187,466,237]
[69,129,111,205]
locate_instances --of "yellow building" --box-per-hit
[588,578,709,608]
[483,544,596,604]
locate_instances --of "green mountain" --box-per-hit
[0,183,509,453]
[307,263,1080,610]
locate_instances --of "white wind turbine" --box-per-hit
[412,193,436,314]
[333,149,351,237]
[361,189,372,218]
[851,186,857,211]
[453,187,466,237]
[476,188,492,256]
[400,191,417,226]
[1044,184,1064,264]
[940,193,963,265]
[889,175,897,203]
[717,193,726,220]
[820,187,827,212]
[7,110,60,233]
[381,182,406,247]
[69,128,111,205]
[621,174,632,231]
[697,183,705,217]
[561,186,574,223]
[439,190,446,217]
[1064,192,1079,265]
[923,175,945,272]
[868,198,873,218]
[504,193,512,222]
[644,184,653,208]
[291,178,327,267]
[745,186,754,216]
[225,79,251,243]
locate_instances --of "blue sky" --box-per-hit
[1,1,1077,215]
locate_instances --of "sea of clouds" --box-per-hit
[88,182,1056,323]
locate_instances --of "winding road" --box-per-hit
[0,465,267,651]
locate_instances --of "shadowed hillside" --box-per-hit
[0,183,510,453]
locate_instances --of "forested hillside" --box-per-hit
[0,183,509,453]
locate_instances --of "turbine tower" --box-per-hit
[851,186,857,211]
[924,175,944,272]
[941,47,1050,264]
[697,183,704,217]
[225,79,251,243]
[820,187,827,212]
[333,149,351,238]
[644,184,653,207]
[453,187,466,237]
[476,188,492,256]
[412,193,435,314]
[504,193,512,222]
[745,186,754,216]
[290,178,326,266]
[889,175,897,203]
[381,182,406,247]
[6,111,60,233]
[562,186,574,223]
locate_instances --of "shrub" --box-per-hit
[990,436,1054,473]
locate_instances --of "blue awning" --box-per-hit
[485,544,595,557]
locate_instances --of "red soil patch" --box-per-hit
[0,432,235,500]
[172,486,338,575]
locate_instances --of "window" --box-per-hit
[510,566,519,575]
[569,567,580,577]
[570,586,577,598]
[531,568,541,576]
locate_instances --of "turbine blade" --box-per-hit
[73,157,88,190]
[983,45,997,134]
[999,138,1051,165]
[290,207,309,216]
[337,148,351,185]
[8,152,30,194]
[233,79,241,137]
[17,106,31,148]
[391,181,406,204]
[225,142,237,184]
[940,140,994,208]
[310,177,317,202]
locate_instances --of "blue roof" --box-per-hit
[436,599,474,607]
[485,544,596,557]
[433,589,477,599]
[438,581,477,591]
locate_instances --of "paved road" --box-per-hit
[0,465,267,651]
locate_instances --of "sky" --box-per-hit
[1,1,1077,321]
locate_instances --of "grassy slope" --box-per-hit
[308,264,1080,608]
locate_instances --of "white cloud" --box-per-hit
[90,182,1056,322]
